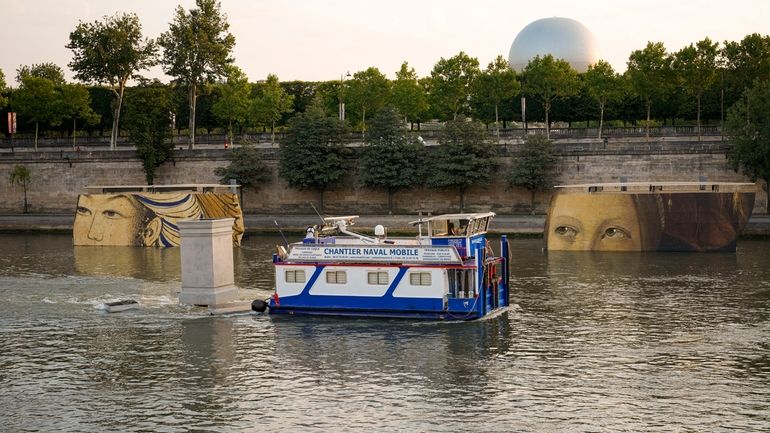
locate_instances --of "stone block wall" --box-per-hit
[0,141,764,215]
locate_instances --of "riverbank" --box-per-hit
[2,213,770,237]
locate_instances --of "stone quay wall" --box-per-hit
[0,136,764,215]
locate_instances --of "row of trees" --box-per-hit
[1,12,769,146]
[217,103,556,214]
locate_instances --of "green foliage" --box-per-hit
[9,165,31,213]
[0,68,7,110]
[471,55,520,133]
[725,79,770,211]
[67,12,156,149]
[427,115,497,211]
[583,60,624,137]
[122,83,174,184]
[673,38,719,134]
[212,65,251,143]
[522,55,579,137]
[359,106,425,212]
[722,34,770,109]
[507,134,557,212]
[15,63,66,85]
[347,67,391,134]
[159,0,235,148]
[54,84,100,127]
[215,144,271,205]
[251,73,294,142]
[626,42,673,133]
[390,62,428,127]
[428,52,480,120]
[279,100,350,210]
[12,75,59,148]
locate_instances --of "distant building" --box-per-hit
[508,17,600,73]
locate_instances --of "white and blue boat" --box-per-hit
[265,213,510,320]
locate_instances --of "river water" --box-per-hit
[0,233,768,432]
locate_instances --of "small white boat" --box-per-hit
[263,213,510,320]
[104,299,139,313]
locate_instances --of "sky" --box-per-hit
[1,0,769,85]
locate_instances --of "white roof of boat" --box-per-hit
[409,212,495,225]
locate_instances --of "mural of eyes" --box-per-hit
[602,227,630,240]
[76,206,92,216]
[102,209,125,219]
[554,225,578,238]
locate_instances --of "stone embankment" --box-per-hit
[2,213,770,237]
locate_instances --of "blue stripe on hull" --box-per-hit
[269,305,480,321]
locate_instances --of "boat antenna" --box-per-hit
[274,220,289,249]
[309,202,325,224]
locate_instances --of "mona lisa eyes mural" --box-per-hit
[545,183,756,253]
[73,192,244,247]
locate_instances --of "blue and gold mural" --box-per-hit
[73,192,244,247]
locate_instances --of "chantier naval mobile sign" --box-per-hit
[288,245,462,264]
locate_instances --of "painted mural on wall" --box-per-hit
[545,190,755,252]
[73,193,244,247]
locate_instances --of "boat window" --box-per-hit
[285,270,306,283]
[326,270,347,284]
[433,220,448,236]
[409,272,432,286]
[367,271,389,285]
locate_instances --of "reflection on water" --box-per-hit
[0,234,769,432]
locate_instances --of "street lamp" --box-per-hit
[339,71,350,121]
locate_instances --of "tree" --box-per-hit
[15,63,65,85]
[346,67,391,138]
[67,12,156,150]
[522,54,580,138]
[722,34,770,109]
[122,82,174,184]
[279,99,350,212]
[215,144,272,208]
[359,106,425,213]
[584,60,624,139]
[390,62,428,129]
[212,65,251,145]
[626,42,673,137]
[159,0,235,150]
[0,68,7,110]
[673,38,719,140]
[55,84,100,149]
[472,55,520,138]
[12,75,58,150]
[725,79,770,212]
[251,73,294,145]
[427,115,497,212]
[507,134,558,213]
[428,52,480,120]
[9,165,31,213]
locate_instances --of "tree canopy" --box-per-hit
[583,60,624,138]
[215,144,271,207]
[122,82,174,184]
[279,99,350,212]
[673,38,719,138]
[507,134,558,213]
[472,55,520,137]
[347,67,391,137]
[428,52,480,120]
[159,0,235,149]
[427,115,497,211]
[725,79,770,212]
[212,65,251,144]
[626,41,673,136]
[358,106,425,213]
[522,55,579,138]
[390,62,428,128]
[67,12,156,150]
[251,73,294,144]
[12,75,59,149]
[16,63,66,86]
